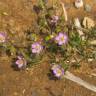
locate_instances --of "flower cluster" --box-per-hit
[14,32,68,70]
[14,31,68,70]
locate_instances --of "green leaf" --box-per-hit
[45,36,51,41]
[10,46,16,56]
[62,63,69,71]
[55,26,62,33]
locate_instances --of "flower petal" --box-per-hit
[58,41,63,45]
[18,63,23,68]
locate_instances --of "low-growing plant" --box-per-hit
[0,0,96,78]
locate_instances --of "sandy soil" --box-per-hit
[0,0,96,96]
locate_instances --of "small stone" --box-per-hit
[90,40,96,45]
[66,60,70,63]
[84,4,92,12]
[75,0,83,8]
[88,58,93,62]
[82,17,95,29]
[71,59,76,63]
[74,18,81,28]
[22,89,26,94]
[74,18,85,40]
[2,12,8,16]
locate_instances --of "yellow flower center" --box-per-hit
[60,37,64,41]
[0,35,5,42]
[18,59,24,65]
[57,69,62,75]
[36,45,40,50]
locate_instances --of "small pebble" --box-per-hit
[84,4,92,12]
[71,59,76,63]
[74,18,85,40]
[22,89,26,94]
[75,0,83,8]
[82,17,95,29]
[2,12,8,16]
[90,40,96,45]
[88,58,93,62]
[66,60,70,63]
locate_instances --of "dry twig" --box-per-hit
[60,2,68,22]
[64,71,96,93]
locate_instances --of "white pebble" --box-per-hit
[88,58,93,62]
[75,0,83,8]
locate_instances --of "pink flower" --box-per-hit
[51,64,64,78]
[51,15,59,24]
[55,32,68,45]
[15,56,27,69]
[31,42,43,54]
[0,32,6,43]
